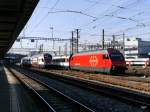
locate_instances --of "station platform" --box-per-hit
[0,65,41,112]
[0,65,11,112]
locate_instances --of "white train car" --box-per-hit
[21,57,31,67]
[30,53,52,68]
[51,55,69,69]
[125,57,149,66]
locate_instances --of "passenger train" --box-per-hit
[21,53,52,68]
[21,48,127,74]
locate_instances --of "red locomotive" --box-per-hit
[69,48,126,74]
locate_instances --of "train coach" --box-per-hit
[69,48,127,74]
[51,55,69,69]
[21,53,52,68]
[21,57,31,67]
[30,53,52,68]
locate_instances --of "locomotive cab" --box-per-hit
[107,49,127,73]
[43,53,52,68]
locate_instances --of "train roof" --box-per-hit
[21,56,31,60]
[72,49,108,56]
[52,55,70,59]
[31,53,52,58]
[72,48,120,56]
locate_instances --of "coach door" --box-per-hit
[103,54,109,73]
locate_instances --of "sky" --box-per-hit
[11,0,150,51]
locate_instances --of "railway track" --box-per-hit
[9,65,150,111]
[7,67,95,112]
[50,69,150,83]
[43,69,150,93]
[14,66,150,109]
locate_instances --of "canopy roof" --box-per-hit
[0,0,39,57]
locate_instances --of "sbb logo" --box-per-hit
[89,56,98,66]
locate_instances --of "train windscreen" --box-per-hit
[44,54,52,63]
[109,53,124,60]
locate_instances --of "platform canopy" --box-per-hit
[0,0,39,58]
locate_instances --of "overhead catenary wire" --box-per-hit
[104,14,146,27]
[81,1,99,12]
[82,0,126,12]
[32,0,141,31]
[50,0,60,10]
[48,10,97,19]
[112,11,145,25]
[79,0,139,29]
[29,0,61,34]
[98,0,147,33]
[80,0,145,30]
[22,0,150,44]
[114,21,150,34]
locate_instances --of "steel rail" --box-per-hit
[6,67,56,112]
[10,67,95,112]
[28,68,150,108]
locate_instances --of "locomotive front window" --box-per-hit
[44,54,52,60]
[109,53,124,60]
